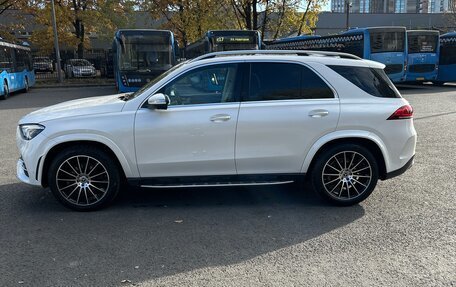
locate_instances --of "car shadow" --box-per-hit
[1,181,365,286]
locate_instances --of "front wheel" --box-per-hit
[48,146,121,211]
[0,81,9,100]
[23,77,29,93]
[311,144,379,206]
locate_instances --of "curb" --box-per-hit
[34,83,116,89]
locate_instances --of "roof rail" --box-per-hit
[189,50,362,62]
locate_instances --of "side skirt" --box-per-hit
[127,174,304,188]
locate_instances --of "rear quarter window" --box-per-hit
[329,65,400,98]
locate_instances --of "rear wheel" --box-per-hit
[48,146,121,211]
[0,81,9,100]
[311,144,379,206]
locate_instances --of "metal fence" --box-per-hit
[32,50,114,82]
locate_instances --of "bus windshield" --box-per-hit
[408,34,438,53]
[118,33,172,72]
[370,31,405,53]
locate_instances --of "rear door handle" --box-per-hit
[210,114,231,122]
[309,110,329,118]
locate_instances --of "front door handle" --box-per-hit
[309,110,329,118]
[210,114,231,122]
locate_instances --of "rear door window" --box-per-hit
[329,65,400,98]
[245,62,334,101]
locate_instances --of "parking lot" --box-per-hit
[0,85,455,286]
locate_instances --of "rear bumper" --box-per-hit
[384,155,414,180]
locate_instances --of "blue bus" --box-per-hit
[268,27,407,83]
[405,30,439,82]
[113,29,178,93]
[185,30,262,59]
[436,32,456,84]
[0,40,35,100]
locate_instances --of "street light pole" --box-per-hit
[50,0,63,83]
[345,0,351,30]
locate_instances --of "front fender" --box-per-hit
[300,130,390,174]
[39,133,138,183]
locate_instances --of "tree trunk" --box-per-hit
[261,0,270,41]
[74,19,84,58]
[252,0,258,30]
[244,2,252,29]
[273,0,287,40]
[297,0,313,36]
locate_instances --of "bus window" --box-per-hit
[440,44,456,65]
[408,35,438,54]
[15,49,28,71]
[343,38,364,58]
[370,31,405,53]
[0,47,12,72]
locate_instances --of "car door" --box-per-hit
[134,63,243,179]
[235,61,340,175]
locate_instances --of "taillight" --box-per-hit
[387,105,413,120]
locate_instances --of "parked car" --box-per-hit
[16,50,416,211]
[33,57,53,73]
[64,59,97,78]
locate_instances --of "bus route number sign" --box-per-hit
[216,36,253,44]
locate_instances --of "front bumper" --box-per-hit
[16,127,47,186]
[74,72,97,77]
[17,158,33,185]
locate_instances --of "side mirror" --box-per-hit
[148,93,169,110]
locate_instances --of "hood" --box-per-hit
[19,94,127,124]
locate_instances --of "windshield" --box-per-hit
[34,57,51,63]
[118,33,172,72]
[370,31,405,53]
[126,61,187,100]
[408,34,438,53]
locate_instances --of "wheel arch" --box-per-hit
[301,132,389,180]
[40,139,132,187]
[1,78,8,97]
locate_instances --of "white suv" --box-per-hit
[16,50,416,211]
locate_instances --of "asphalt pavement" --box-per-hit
[0,85,454,286]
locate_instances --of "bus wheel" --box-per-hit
[24,77,29,93]
[0,81,9,100]
[433,81,445,86]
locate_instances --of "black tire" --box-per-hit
[310,144,379,206]
[0,81,9,100]
[432,81,445,86]
[48,145,121,211]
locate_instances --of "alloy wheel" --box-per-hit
[55,155,110,206]
[321,151,372,200]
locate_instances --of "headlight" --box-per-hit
[19,124,45,140]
